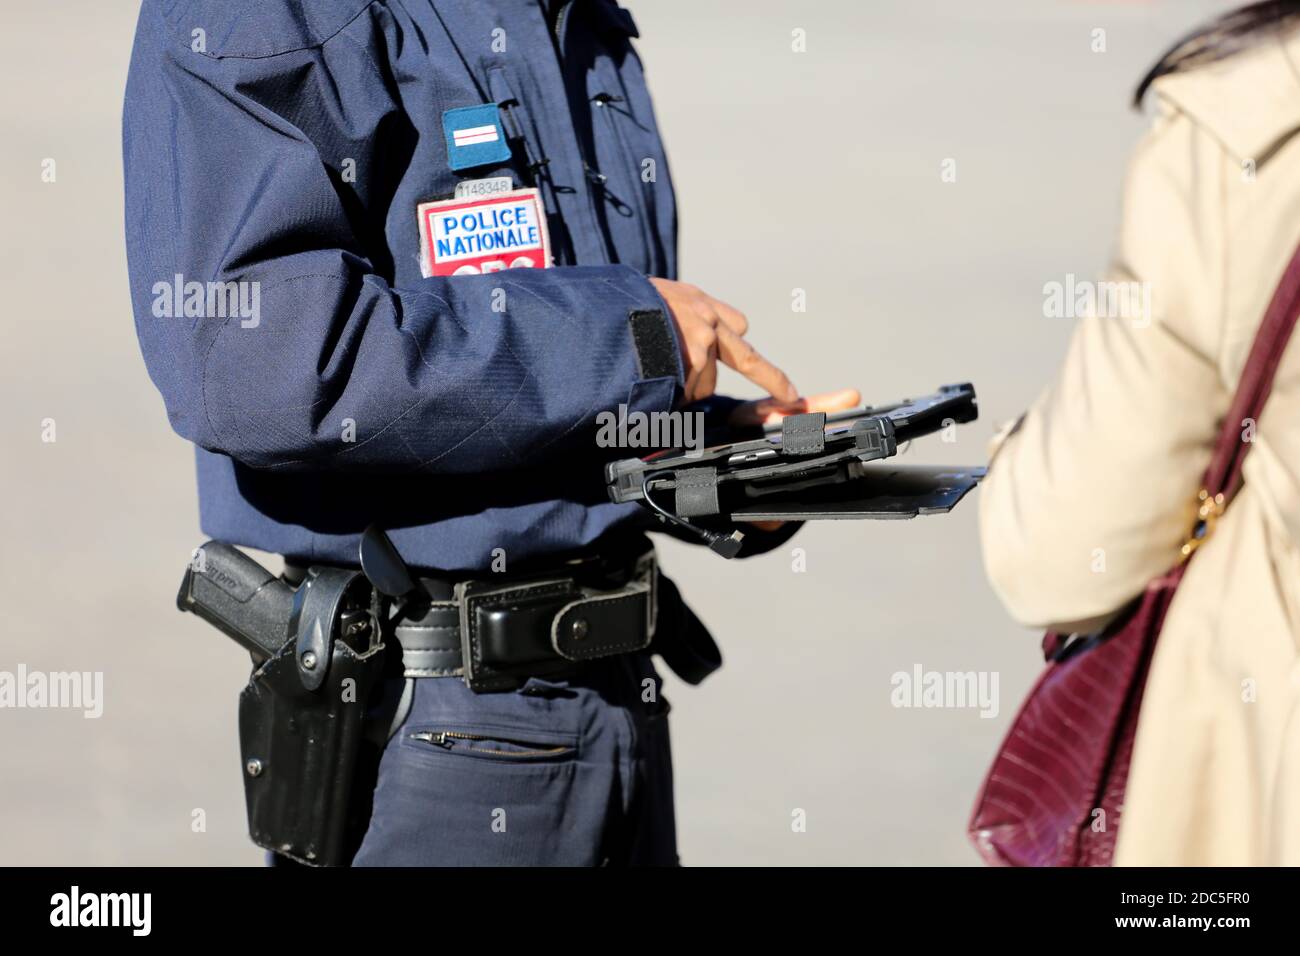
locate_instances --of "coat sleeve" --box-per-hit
[978,109,1231,631]
[122,7,682,476]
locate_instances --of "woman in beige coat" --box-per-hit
[981,2,1300,865]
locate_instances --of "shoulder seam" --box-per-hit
[1152,30,1300,166]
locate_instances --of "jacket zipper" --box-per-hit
[550,0,618,263]
[553,1,568,41]
[410,730,572,757]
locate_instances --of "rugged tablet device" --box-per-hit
[605,383,986,557]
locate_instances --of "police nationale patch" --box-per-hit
[442,104,512,172]
[417,188,552,278]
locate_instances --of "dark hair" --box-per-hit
[1134,0,1300,106]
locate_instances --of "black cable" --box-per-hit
[641,470,744,559]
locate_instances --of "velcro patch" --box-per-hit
[417,188,552,278]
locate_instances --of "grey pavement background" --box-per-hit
[0,0,1229,864]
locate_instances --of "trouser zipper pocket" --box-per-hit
[409,730,575,760]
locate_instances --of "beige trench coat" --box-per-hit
[980,29,1300,865]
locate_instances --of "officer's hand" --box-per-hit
[649,278,798,404]
[728,388,862,427]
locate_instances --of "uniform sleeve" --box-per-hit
[122,8,681,476]
[978,110,1230,631]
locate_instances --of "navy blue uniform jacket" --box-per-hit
[124,0,788,571]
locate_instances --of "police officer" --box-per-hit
[123,0,857,865]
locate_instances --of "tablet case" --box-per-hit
[606,383,984,520]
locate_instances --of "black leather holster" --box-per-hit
[179,546,386,866]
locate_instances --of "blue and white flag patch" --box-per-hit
[442,104,512,172]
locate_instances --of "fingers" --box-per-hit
[711,297,749,337]
[801,388,861,414]
[730,395,805,426]
[679,283,746,336]
[694,337,719,402]
[647,276,789,403]
[678,318,718,403]
[716,324,798,403]
[757,388,860,425]
[728,388,863,426]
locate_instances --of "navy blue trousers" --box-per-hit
[351,653,677,866]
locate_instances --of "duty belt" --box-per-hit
[391,548,658,692]
[178,534,690,867]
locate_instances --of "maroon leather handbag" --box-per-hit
[969,242,1300,867]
